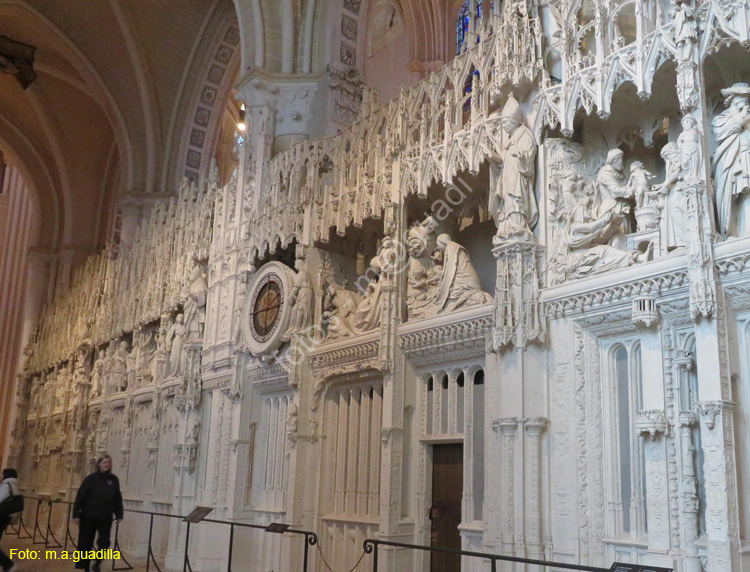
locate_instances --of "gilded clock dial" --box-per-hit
[251,278,283,341]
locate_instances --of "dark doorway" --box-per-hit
[430,443,463,572]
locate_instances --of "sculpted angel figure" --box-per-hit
[433,233,492,313]
[488,95,539,244]
[712,83,750,236]
[284,258,314,341]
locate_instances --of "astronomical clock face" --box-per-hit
[251,275,283,342]
[241,262,295,356]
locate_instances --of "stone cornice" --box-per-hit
[399,304,492,369]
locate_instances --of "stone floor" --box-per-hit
[1,532,150,572]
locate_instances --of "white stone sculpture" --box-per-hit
[712,83,750,237]
[657,142,689,250]
[126,339,138,390]
[184,261,208,343]
[433,233,493,313]
[595,149,635,246]
[678,115,701,180]
[406,218,439,320]
[54,366,70,409]
[286,401,298,434]
[322,282,359,340]
[101,344,116,396]
[670,0,698,63]
[90,350,104,398]
[561,188,651,279]
[488,95,539,244]
[112,341,130,392]
[167,314,186,376]
[139,329,156,379]
[283,258,314,341]
[629,161,659,231]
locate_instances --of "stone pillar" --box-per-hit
[492,418,518,560]
[677,411,702,572]
[376,200,411,572]
[636,411,670,551]
[674,13,742,570]
[524,417,547,565]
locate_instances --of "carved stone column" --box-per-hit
[524,417,547,561]
[491,241,545,351]
[636,410,670,551]
[677,411,702,572]
[697,400,740,570]
[492,418,519,556]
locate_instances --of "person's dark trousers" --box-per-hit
[0,521,13,571]
[74,517,112,571]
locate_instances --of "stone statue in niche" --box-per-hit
[712,83,750,237]
[139,329,157,380]
[184,261,207,343]
[101,344,115,396]
[286,401,298,434]
[112,341,130,392]
[406,217,439,320]
[594,149,635,245]
[657,142,690,250]
[186,419,201,444]
[283,257,314,341]
[546,139,654,284]
[355,255,385,332]
[561,187,651,279]
[90,350,104,398]
[629,161,660,231]
[670,0,698,63]
[126,339,138,390]
[54,366,70,409]
[488,95,539,244]
[433,234,493,313]
[167,314,186,376]
[322,282,359,340]
[678,115,701,179]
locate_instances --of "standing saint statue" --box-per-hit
[283,257,314,341]
[488,95,539,244]
[184,261,208,343]
[167,314,187,376]
[712,83,750,237]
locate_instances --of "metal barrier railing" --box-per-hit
[361,538,674,572]
[18,496,318,572]
[11,497,672,572]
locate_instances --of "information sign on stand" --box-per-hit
[610,564,673,572]
[183,506,214,523]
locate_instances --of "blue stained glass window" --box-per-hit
[457,0,494,55]
[457,0,470,55]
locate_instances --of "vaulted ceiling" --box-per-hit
[0,0,240,253]
[0,0,462,257]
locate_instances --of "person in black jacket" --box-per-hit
[0,468,20,572]
[72,454,123,572]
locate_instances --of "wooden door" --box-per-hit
[430,443,463,572]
